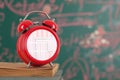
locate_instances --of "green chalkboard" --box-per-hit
[1,0,120,80]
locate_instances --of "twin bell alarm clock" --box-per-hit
[16,11,60,67]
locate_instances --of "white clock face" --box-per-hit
[27,29,57,60]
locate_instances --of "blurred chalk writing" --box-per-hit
[1,0,120,80]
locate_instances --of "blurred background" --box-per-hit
[1,0,120,80]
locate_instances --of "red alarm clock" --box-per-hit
[16,11,60,67]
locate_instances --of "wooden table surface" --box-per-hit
[0,62,59,77]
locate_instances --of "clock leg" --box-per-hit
[27,61,31,68]
[49,62,53,68]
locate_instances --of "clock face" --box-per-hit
[27,29,57,61]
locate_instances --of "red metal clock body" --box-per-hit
[16,11,60,66]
